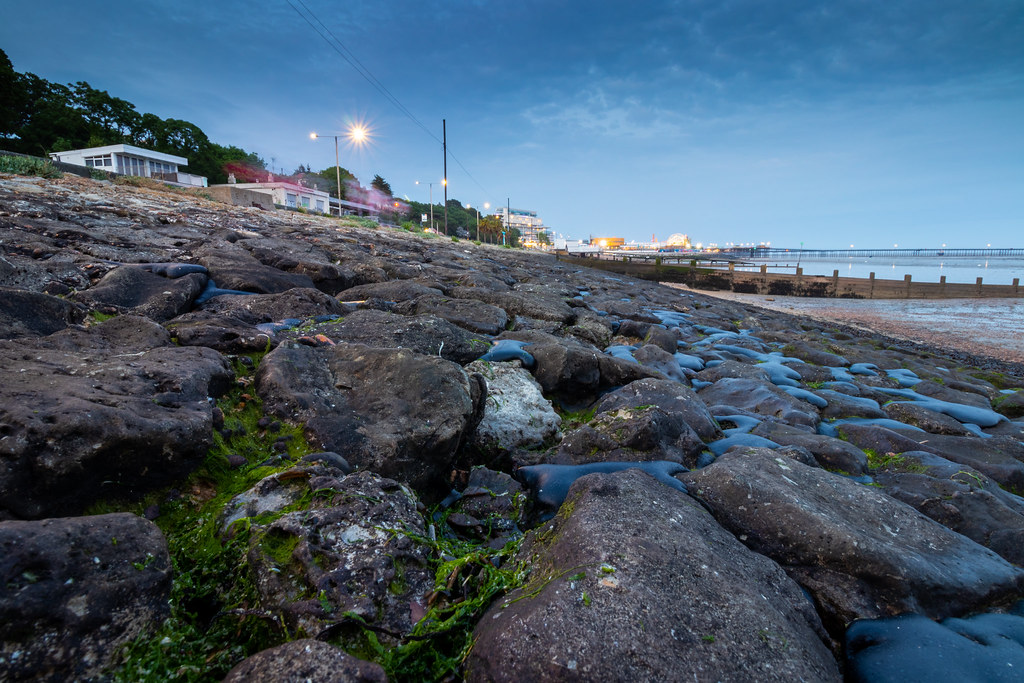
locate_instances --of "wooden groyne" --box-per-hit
[557,254,1024,299]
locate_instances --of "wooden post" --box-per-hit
[832,269,839,296]
[760,265,767,274]
[977,276,983,295]
[904,274,912,298]
[869,272,875,299]
[1014,277,1020,295]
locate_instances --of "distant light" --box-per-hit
[309,132,318,139]
[349,125,367,143]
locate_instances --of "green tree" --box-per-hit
[0,49,27,140]
[478,215,504,243]
[371,174,392,196]
[314,166,356,199]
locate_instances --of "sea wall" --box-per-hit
[558,254,1024,299]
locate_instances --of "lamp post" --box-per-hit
[310,125,366,215]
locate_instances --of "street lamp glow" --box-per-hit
[349,125,367,144]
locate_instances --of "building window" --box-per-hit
[301,196,310,208]
[316,199,324,212]
[84,154,112,167]
[286,193,297,207]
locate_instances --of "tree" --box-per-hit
[314,166,356,199]
[0,49,27,139]
[478,216,504,243]
[371,174,392,197]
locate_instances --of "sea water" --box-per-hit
[737,256,1024,285]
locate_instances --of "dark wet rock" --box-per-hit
[695,359,770,383]
[554,404,707,467]
[466,469,841,682]
[498,331,662,401]
[912,379,992,410]
[781,340,850,367]
[255,342,481,497]
[71,266,207,322]
[0,325,232,519]
[681,448,1024,637]
[698,377,820,429]
[449,468,525,539]
[752,421,868,474]
[302,309,488,364]
[815,389,887,419]
[197,245,316,294]
[451,286,575,324]
[0,287,87,339]
[882,401,974,435]
[845,610,1024,683]
[995,390,1024,419]
[630,343,689,381]
[238,468,433,639]
[871,451,1024,565]
[337,279,443,302]
[597,377,721,442]
[888,431,1024,495]
[394,294,509,336]
[465,360,560,454]
[0,513,171,681]
[563,309,615,348]
[167,287,347,352]
[223,639,387,683]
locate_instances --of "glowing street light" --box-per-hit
[416,180,440,232]
[310,124,368,214]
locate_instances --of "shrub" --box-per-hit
[0,154,63,179]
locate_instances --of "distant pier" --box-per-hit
[728,247,1024,259]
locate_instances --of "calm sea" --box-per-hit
[737,256,1024,285]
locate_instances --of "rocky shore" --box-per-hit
[3,173,1024,681]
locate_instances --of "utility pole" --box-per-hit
[443,119,448,236]
[504,198,510,246]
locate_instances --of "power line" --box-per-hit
[284,0,494,202]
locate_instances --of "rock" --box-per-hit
[0,513,171,681]
[782,340,849,366]
[197,245,317,293]
[451,286,575,324]
[815,389,887,419]
[752,421,868,474]
[846,610,1024,683]
[995,390,1024,419]
[308,309,489,364]
[71,266,207,322]
[449,467,525,539]
[465,360,561,453]
[223,639,387,683]
[243,470,432,639]
[698,377,820,430]
[889,431,1024,495]
[630,344,689,382]
[0,287,87,339]
[337,279,443,302]
[881,401,974,435]
[872,451,1024,565]
[912,380,992,410]
[255,342,481,497]
[596,377,721,441]
[395,294,510,336]
[555,406,707,467]
[466,469,840,681]
[0,323,233,519]
[695,359,770,383]
[681,449,1024,637]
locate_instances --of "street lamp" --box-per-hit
[310,125,366,215]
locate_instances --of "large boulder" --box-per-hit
[0,317,233,519]
[231,466,433,640]
[752,421,868,474]
[197,245,316,293]
[596,378,721,442]
[466,469,840,681]
[71,265,207,322]
[255,342,483,496]
[0,513,171,682]
[0,287,87,339]
[681,449,1024,636]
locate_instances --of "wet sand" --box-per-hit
[670,287,1024,366]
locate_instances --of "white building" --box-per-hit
[49,144,207,187]
[493,207,552,246]
[228,180,332,214]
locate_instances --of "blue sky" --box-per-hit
[3,0,1022,248]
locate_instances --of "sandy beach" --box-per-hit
[670,286,1024,366]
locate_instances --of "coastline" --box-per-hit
[670,285,1024,369]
